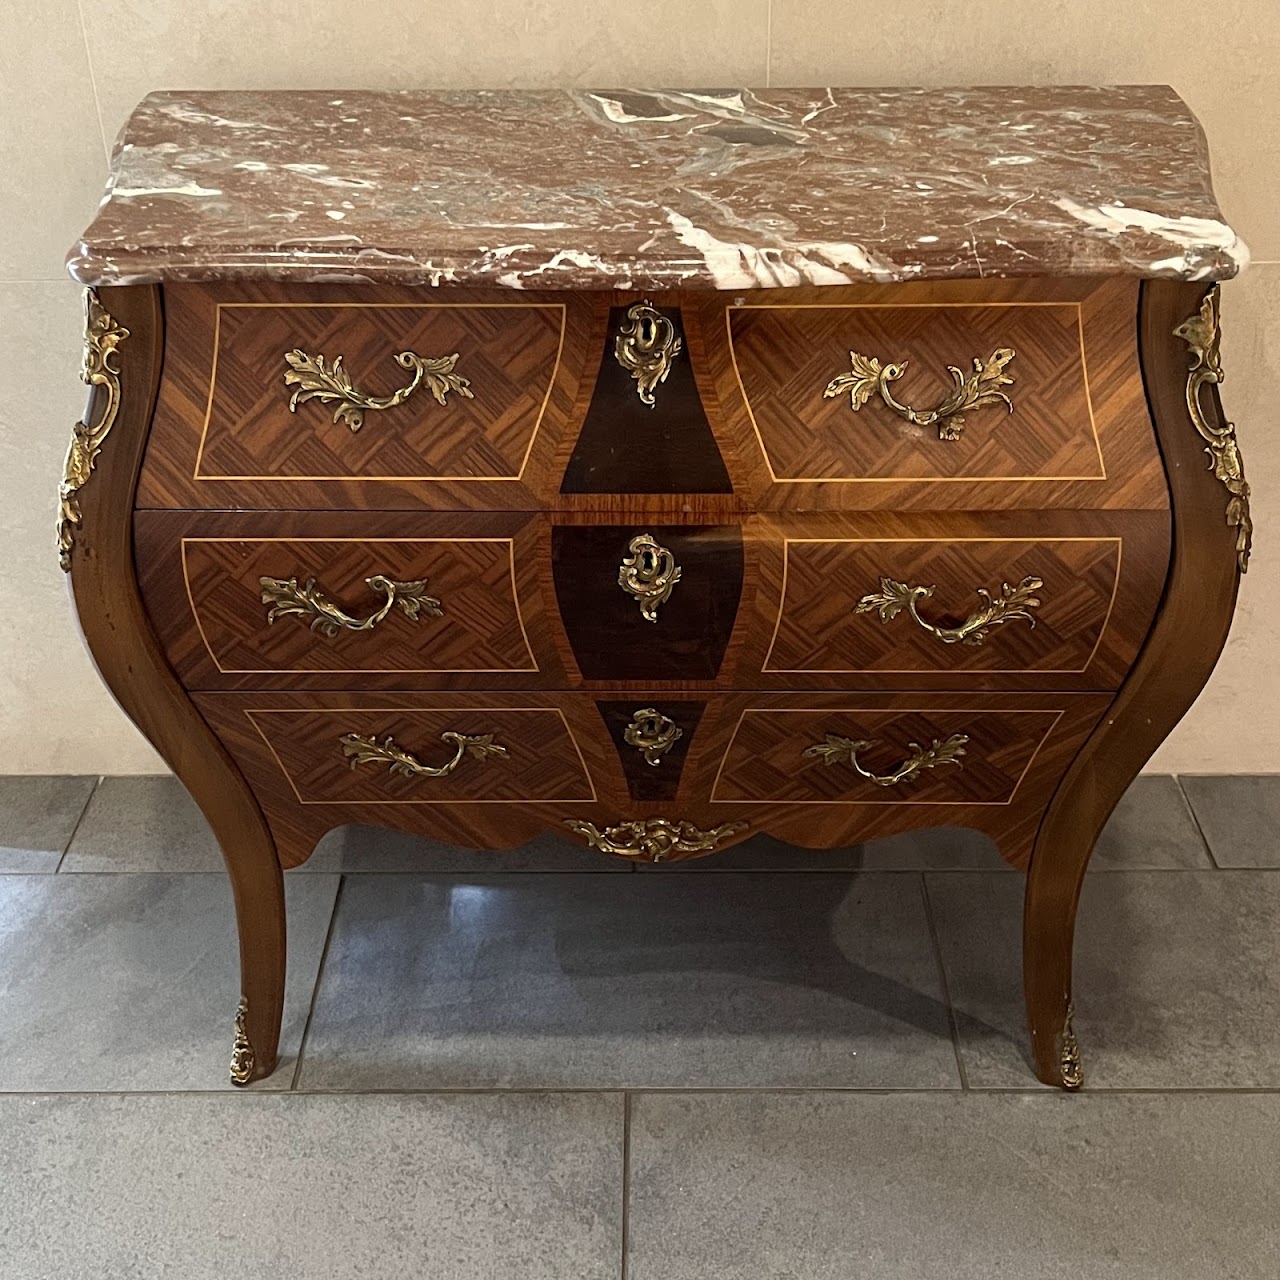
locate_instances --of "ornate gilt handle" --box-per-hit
[615,300,682,407]
[565,817,747,863]
[340,731,508,779]
[618,533,681,622]
[260,574,442,638]
[855,575,1042,647]
[803,732,969,787]
[824,347,1015,441]
[284,347,473,431]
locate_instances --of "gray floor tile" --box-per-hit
[60,775,222,872]
[299,872,959,1090]
[1179,774,1280,867]
[0,775,96,873]
[302,823,631,872]
[929,870,1280,1088]
[0,1092,622,1280]
[1090,774,1213,869]
[627,1092,1280,1280]
[637,825,1008,872]
[0,873,338,1090]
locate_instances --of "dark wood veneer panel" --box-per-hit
[561,304,731,494]
[597,700,706,801]
[551,525,744,680]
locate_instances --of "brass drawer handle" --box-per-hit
[260,574,442,637]
[624,708,683,766]
[804,732,969,787]
[340,730,508,779]
[284,347,473,431]
[855,575,1042,647]
[824,347,1015,441]
[615,300,682,407]
[565,817,747,863]
[619,532,681,622]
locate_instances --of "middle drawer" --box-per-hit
[136,509,1168,692]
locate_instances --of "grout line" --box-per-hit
[920,874,969,1090]
[764,0,773,87]
[72,0,112,167]
[0,276,82,286]
[290,875,345,1091]
[620,1092,632,1280]
[53,776,103,873]
[2,1084,1279,1098]
[1173,775,1222,869]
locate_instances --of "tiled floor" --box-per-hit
[0,774,1277,1278]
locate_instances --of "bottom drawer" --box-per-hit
[197,689,1102,805]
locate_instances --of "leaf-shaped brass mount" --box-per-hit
[623,708,683,767]
[1060,1002,1083,1090]
[615,300,683,407]
[565,817,748,863]
[1174,286,1252,573]
[824,347,1016,441]
[618,533,682,622]
[229,996,254,1086]
[803,732,969,787]
[58,290,129,572]
[340,731,509,779]
[260,574,442,638]
[283,348,473,431]
[854,575,1042,647]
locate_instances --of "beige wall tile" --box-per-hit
[0,0,109,280]
[1147,263,1279,773]
[80,0,770,143]
[0,282,164,773]
[770,0,1280,260]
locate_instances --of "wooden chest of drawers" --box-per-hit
[62,86,1250,1090]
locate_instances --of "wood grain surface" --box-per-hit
[1018,280,1245,1087]
[65,285,286,1084]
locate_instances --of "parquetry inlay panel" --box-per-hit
[729,302,1102,483]
[763,538,1121,677]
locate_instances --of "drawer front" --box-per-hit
[138,511,1166,693]
[709,705,1063,805]
[202,700,598,805]
[729,301,1097,481]
[135,510,565,690]
[693,276,1167,511]
[761,535,1126,682]
[196,690,1107,870]
[137,284,591,510]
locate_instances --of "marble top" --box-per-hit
[68,86,1247,290]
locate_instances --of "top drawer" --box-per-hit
[136,279,1167,514]
[136,284,591,511]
